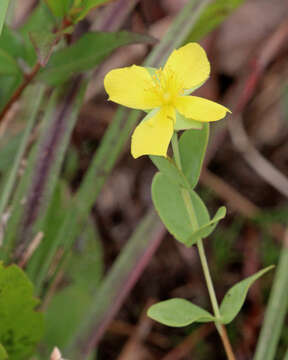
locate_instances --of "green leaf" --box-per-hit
[188,0,245,42]
[147,298,215,327]
[0,49,21,75]
[0,344,8,360]
[220,265,275,324]
[179,123,209,188]
[29,25,75,66]
[40,31,155,85]
[150,155,189,189]
[0,262,44,359]
[152,172,210,246]
[187,206,226,246]
[0,0,10,36]
[20,3,57,66]
[45,0,74,17]
[29,30,59,66]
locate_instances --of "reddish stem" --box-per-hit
[0,62,41,122]
[0,17,73,123]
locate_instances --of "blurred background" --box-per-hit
[2,0,288,359]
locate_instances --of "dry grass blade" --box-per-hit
[162,324,214,360]
[228,114,288,198]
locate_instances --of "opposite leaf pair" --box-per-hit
[148,266,274,328]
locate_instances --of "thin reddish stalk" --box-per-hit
[0,62,41,122]
[0,17,73,123]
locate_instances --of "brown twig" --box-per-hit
[108,320,170,348]
[162,324,213,360]
[18,231,43,268]
[200,168,284,242]
[116,299,155,360]
[229,114,288,198]
[41,267,65,311]
[201,168,259,218]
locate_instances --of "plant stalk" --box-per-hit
[171,132,236,360]
[253,229,288,360]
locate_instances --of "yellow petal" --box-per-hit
[176,96,230,122]
[164,43,210,91]
[104,65,161,110]
[131,107,175,158]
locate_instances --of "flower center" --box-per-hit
[162,92,172,104]
[151,68,182,106]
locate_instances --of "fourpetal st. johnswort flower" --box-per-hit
[104,43,230,158]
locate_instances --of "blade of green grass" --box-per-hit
[16,78,86,251]
[0,0,10,35]
[42,216,103,357]
[0,84,44,223]
[1,78,87,262]
[253,231,288,360]
[144,0,212,67]
[65,209,163,359]
[0,90,57,262]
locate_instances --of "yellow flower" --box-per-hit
[104,43,230,158]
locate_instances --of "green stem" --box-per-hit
[171,132,235,360]
[171,133,221,319]
[253,231,288,360]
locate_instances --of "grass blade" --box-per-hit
[253,231,288,360]
[0,0,10,35]
[65,209,163,359]
[0,84,44,223]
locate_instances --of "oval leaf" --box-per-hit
[179,123,209,189]
[220,265,275,324]
[40,31,155,85]
[150,155,189,189]
[148,298,215,327]
[152,172,210,246]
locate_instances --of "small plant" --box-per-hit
[0,0,283,359]
[104,42,274,360]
